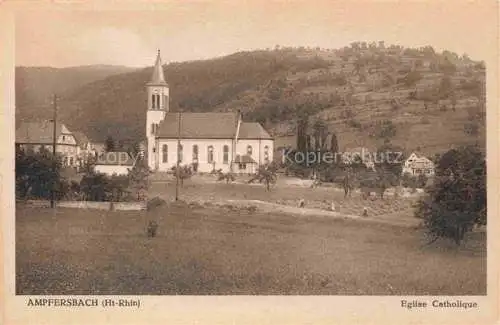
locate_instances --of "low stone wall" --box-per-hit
[19,200,146,211]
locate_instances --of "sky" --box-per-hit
[14,0,497,68]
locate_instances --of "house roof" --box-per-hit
[234,154,257,164]
[16,120,68,145]
[157,112,238,139]
[405,152,434,167]
[238,122,272,139]
[72,131,90,149]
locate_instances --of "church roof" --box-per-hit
[156,112,273,140]
[148,50,167,86]
[238,122,272,139]
[156,112,238,139]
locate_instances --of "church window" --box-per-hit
[247,145,253,156]
[223,145,229,164]
[162,144,168,163]
[192,145,198,161]
[164,95,168,109]
[207,145,214,163]
[156,94,160,109]
[178,144,183,163]
[151,94,156,109]
[151,123,155,135]
[264,145,269,163]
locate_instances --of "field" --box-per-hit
[16,192,486,295]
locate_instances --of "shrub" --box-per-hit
[147,196,167,211]
[415,146,486,246]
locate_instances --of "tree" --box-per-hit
[330,132,339,154]
[248,163,278,191]
[416,146,486,246]
[312,119,328,151]
[296,115,309,153]
[105,136,116,152]
[15,147,64,200]
[128,155,151,200]
[171,164,193,187]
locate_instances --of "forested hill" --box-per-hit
[16,43,486,154]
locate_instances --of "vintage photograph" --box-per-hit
[13,2,488,297]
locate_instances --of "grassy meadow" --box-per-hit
[16,200,486,295]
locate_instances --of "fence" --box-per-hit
[19,200,146,211]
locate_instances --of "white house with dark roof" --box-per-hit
[15,120,80,167]
[146,51,274,174]
[402,152,435,177]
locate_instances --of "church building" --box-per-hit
[146,51,274,174]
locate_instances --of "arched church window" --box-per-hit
[152,94,156,109]
[162,144,168,163]
[192,145,198,161]
[156,94,160,109]
[223,145,229,164]
[207,145,214,163]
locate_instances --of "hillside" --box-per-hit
[15,65,137,125]
[15,44,486,154]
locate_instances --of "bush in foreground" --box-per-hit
[415,146,486,246]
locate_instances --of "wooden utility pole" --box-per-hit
[50,94,57,208]
[175,110,181,201]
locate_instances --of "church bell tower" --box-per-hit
[146,50,169,170]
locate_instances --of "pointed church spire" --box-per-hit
[149,49,167,85]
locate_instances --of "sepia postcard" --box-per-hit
[1,0,499,324]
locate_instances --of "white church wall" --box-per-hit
[235,139,274,165]
[156,139,234,173]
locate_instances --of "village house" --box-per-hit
[402,152,435,177]
[15,120,80,168]
[146,51,274,174]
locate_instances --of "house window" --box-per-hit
[207,145,214,163]
[192,145,198,162]
[264,145,269,163]
[239,163,246,170]
[62,135,66,141]
[162,144,168,163]
[223,145,229,164]
[247,145,253,156]
[70,157,74,166]
[178,144,183,163]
